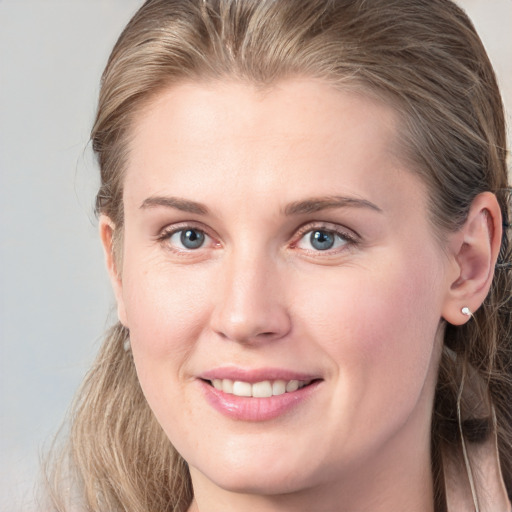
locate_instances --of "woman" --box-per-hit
[46,0,512,511]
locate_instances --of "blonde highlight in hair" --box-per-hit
[45,1,512,510]
[44,323,192,511]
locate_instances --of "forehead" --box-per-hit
[124,79,426,220]
[130,79,399,148]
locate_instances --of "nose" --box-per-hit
[210,250,292,344]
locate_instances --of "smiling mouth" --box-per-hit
[205,378,316,398]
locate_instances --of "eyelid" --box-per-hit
[155,220,358,254]
[156,221,219,251]
[290,222,359,252]
[293,221,359,242]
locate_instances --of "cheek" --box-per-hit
[295,254,444,407]
[120,256,214,365]
[119,259,217,437]
[354,269,438,361]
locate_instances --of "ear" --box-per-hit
[99,215,128,327]
[442,192,502,325]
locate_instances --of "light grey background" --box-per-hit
[0,1,510,510]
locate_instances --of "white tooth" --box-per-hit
[252,381,273,398]
[272,380,286,396]
[233,381,252,397]
[286,380,299,392]
[222,379,234,394]
[212,379,222,390]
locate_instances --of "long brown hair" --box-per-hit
[45,1,512,510]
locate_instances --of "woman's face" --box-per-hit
[109,80,459,502]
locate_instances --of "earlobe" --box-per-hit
[442,192,502,326]
[99,215,128,327]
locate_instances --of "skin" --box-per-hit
[101,79,501,511]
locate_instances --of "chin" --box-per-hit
[209,470,309,496]
[192,450,324,497]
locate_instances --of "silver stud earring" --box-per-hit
[123,337,131,352]
[461,306,472,317]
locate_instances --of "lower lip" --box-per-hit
[199,380,321,422]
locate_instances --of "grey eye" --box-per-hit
[168,228,207,249]
[180,229,205,249]
[310,230,335,250]
[296,228,350,252]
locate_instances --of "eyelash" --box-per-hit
[156,223,217,253]
[156,222,359,255]
[291,223,359,254]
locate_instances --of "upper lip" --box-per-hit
[199,367,321,383]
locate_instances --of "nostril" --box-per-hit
[210,299,292,343]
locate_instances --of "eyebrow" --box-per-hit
[284,196,382,216]
[140,196,209,214]
[139,194,382,216]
